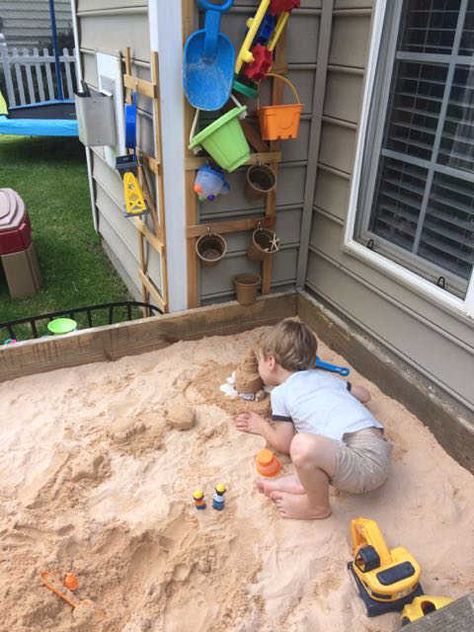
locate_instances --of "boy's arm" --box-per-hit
[234,412,295,454]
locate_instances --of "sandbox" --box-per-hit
[1,320,473,631]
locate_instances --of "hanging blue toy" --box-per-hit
[125,92,137,150]
[193,164,230,201]
[183,0,235,111]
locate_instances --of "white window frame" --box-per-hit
[344,0,474,320]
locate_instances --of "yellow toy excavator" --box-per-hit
[348,517,423,617]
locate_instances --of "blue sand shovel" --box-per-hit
[183,0,235,111]
[315,356,350,377]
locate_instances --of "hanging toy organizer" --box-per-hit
[183,0,296,308]
[119,47,169,313]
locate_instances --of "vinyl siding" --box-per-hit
[305,1,474,410]
[76,1,159,301]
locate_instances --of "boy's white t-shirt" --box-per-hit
[271,370,383,441]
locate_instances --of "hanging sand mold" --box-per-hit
[245,164,276,201]
[247,225,280,262]
[196,230,227,267]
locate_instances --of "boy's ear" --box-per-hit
[267,355,277,370]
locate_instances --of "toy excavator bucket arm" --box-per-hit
[351,517,392,567]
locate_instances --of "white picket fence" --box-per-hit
[0,34,76,107]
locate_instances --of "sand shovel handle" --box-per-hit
[257,73,301,109]
[40,571,80,609]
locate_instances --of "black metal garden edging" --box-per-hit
[0,301,161,341]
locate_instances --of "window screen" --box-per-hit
[356,0,474,298]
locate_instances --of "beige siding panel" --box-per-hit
[94,180,138,257]
[81,51,99,88]
[313,169,349,222]
[309,213,474,345]
[306,251,474,408]
[319,122,356,174]
[328,15,371,68]
[334,0,373,8]
[98,213,141,299]
[77,0,145,10]
[79,13,150,60]
[323,70,364,123]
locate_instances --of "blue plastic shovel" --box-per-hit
[315,356,350,377]
[183,0,235,111]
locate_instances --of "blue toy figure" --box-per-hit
[194,164,230,201]
[212,483,226,510]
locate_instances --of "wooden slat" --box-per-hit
[133,217,164,252]
[140,152,161,174]
[241,120,271,153]
[138,268,166,311]
[185,170,199,308]
[185,151,281,170]
[186,215,275,238]
[123,73,157,99]
[0,293,296,383]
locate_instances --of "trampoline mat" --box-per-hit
[8,101,76,120]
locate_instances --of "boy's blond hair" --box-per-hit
[259,319,317,371]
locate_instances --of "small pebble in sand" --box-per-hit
[166,402,196,430]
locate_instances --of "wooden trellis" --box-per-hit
[122,47,169,313]
[182,0,286,308]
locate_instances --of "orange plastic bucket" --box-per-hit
[257,73,303,141]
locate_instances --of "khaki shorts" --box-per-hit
[331,427,392,494]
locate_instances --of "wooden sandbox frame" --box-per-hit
[1,291,473,474]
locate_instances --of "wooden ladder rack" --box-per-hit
[122,47,169,313]
[182,0,286,308]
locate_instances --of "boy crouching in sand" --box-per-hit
[234,319,392,520]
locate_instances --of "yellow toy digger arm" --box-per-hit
[351,517,392,567]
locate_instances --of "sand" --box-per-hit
[0,326,473,631]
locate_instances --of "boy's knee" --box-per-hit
[290,433,325,468]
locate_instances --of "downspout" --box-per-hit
[148,0,188,312]
[69,0,98,232]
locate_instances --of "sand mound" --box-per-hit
[0,328,473,631]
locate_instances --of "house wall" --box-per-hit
[75,0,161,301]
[304,0,474,411]
[0,0,72,48]
[197,0,321,304]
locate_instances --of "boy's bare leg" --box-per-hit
[270,434,338,520]
[257,474,305,496]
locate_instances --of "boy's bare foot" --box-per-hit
[256,475,305,497]
[270,491,331,520]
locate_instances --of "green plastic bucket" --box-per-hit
[47,318,78,335]
[189,106,250,172]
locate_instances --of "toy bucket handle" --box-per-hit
[189,108,200,147]
[199,0,234,12]
[257,73,301,109]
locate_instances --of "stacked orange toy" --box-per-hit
[256,448,281,477]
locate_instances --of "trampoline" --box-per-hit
[0,1,78,138]
[0,99,78,137]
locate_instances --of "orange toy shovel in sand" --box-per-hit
[256,448,281,477]
[40,571,81,609]
[40,571,106,620]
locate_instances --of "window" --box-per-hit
[354,0,474,300]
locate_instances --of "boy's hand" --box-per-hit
[234,412,267,435]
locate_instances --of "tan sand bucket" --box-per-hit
[247,226,280,261]
[245,164,277,201]
[233,273,261,306]
[195,231,227,267]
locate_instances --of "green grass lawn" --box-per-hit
[0,135,130,340]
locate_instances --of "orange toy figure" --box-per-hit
[192,489,207,510]
[256,448,282,477]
